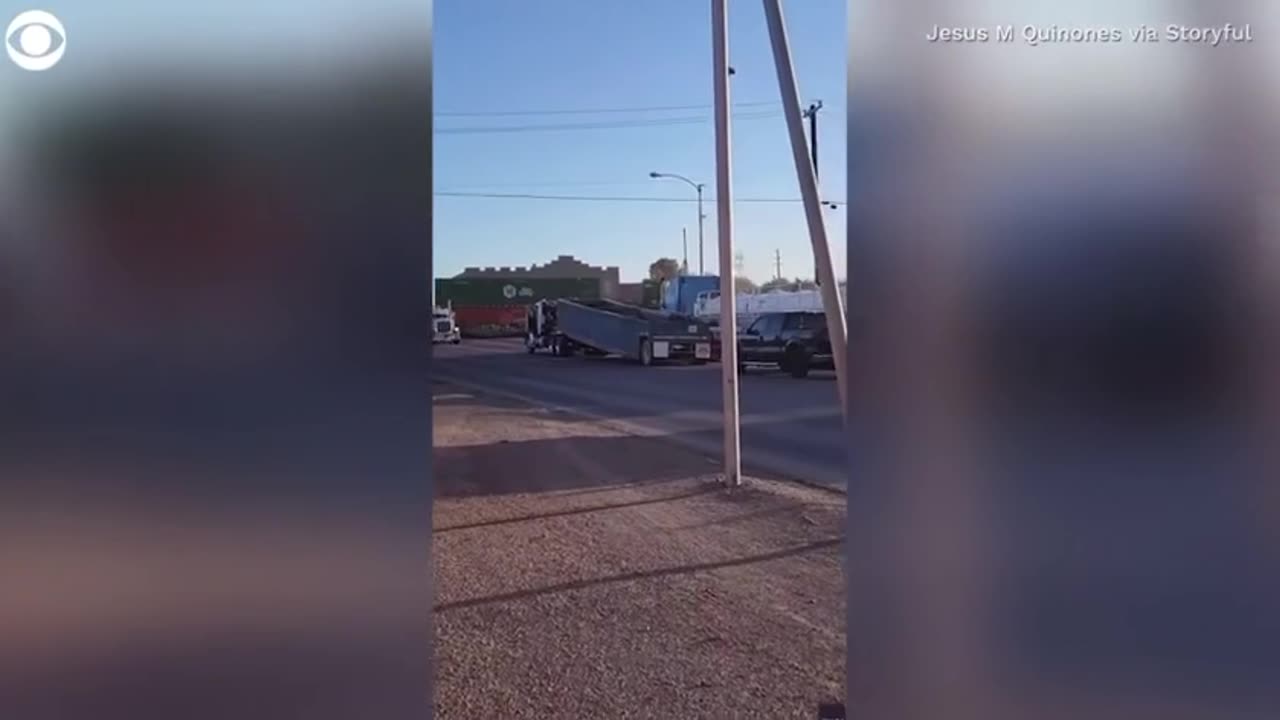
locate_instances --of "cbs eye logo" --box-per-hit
[6,10,66,71]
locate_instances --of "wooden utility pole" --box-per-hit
[803,100,823,284]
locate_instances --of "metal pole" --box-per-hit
[806,100,822,285]
[808,102,821,178]
[761,0,847,420]
[697,184,705,275]
[682,226,689,273]
[712,0,741,487]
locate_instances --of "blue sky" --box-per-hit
[434,0,846,284]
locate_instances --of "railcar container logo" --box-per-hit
[502,284,534,299]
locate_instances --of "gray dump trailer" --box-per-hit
[526,298,719,366]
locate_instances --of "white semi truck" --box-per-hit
[432,302,461,344]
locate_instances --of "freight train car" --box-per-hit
[434,277,603,308]
[451,305,527,338]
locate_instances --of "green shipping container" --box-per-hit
[434,277,603,307]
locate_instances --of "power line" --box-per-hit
[434,190,845,206]
[435,100,784,117]
[436,111,782,135]
[437,180,656,190]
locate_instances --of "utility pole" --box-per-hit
[712,0,741,487]
[803,100,823,285]
[774,249,783,280]
[697,185,705,275]
[762,0,848,420]
[682,227,689,275]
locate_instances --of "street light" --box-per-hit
[649,171,706,275]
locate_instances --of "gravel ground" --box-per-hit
[433,382,846,719]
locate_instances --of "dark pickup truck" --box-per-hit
[736,310,834,378]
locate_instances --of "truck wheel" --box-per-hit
[785,347,811,378]
[551,338,562,356]
[638,339,654,367]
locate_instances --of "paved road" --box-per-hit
[434,337,847,489]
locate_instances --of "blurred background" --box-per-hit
[0,2,432,718]
[847,1,1279,718]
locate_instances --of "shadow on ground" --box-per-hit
[436,349,837,380]
[434,535,842,613]
[433,431,720,499]
[434,482,721,533]
[433,380,848,494]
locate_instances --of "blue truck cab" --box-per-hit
[660,275,720,317]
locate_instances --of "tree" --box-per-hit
[734,276,758,293]
[648,257,681,281]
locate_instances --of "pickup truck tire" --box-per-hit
[638,338,654,367]
[785,346,811,378]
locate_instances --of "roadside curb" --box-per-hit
[434,373,848,497]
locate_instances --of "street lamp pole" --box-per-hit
[649,171,706,275]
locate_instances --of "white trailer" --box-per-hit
[694,287,828,332]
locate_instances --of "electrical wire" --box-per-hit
[436,111,783,135]
[437,180,659,190]
[435,100,783,117]
[434,190,844,206]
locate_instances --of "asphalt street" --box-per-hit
[433,337,847,489]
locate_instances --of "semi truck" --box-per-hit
[525,298,718,366]
[660,275,720,316]
[432,302,461,344]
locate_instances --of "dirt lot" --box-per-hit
[433,381,846,719]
